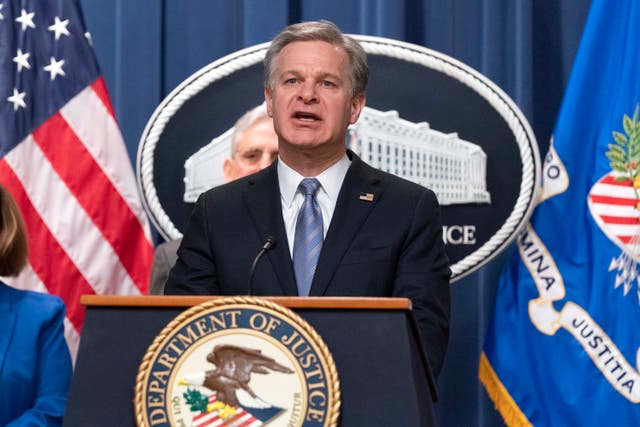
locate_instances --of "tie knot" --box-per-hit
[299,178,321,196]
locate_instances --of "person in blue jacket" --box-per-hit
[0,185,72,426]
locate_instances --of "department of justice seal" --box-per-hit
[134,297,339,427]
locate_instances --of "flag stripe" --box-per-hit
[0,161,91,331]
[4,134,141,296]
[598,215,640,225]
[225,411,250,426]
[600,175,634,186]
[601,224,640,237]
[589,194,637,206]
[234,414,259,427]
[590,182,637,198]
[90,78,116,119]
[32,113,150,293]
[617,236,635,244]
[63,316,81,364]
[193,413,220,426]
[193,412,213,421]
[61,81,152,243]
[589,202,639,217]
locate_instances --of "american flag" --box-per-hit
[0,0,154,358]
[192,393,263,427]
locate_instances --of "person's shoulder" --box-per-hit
[156,238,182,253]
[1,282,65,316]
[198,164,275,202]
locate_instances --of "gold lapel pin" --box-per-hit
[359,192,374,202]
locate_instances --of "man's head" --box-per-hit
[263,21,368,173]
[222,103,279,182]
[264,20,368,98]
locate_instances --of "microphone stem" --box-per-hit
[247,238,274,295]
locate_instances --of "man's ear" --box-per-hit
[349,94,366,124]
[222,159,233,183]
[264,87,273,117]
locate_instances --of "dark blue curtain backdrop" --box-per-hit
[78,1,591,425]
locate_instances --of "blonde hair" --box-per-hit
[0,186,28,276]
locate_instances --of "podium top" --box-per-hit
[80,295,411,310]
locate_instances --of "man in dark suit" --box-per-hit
[165,20,451,377]
[149,103,278,294]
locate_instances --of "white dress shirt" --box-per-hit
[278,154,351,257]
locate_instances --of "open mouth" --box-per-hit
[293,111,321,121]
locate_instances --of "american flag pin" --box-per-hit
[359,192,374,202]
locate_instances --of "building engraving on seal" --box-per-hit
[348,107,490,206]
[183,106,490,207]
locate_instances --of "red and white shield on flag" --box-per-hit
[588,173,640,254]
[588,173,640,297]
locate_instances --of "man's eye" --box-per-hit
[241,151,264,163]
[285,78,297,84]
[321,81,335,87]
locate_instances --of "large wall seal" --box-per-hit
[137,36,540,282]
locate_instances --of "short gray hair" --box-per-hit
[230,103,271,156]
[264,20,368,97]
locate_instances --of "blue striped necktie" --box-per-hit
[293,178,323,296]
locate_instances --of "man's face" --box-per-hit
[264,40,365,157]
[223,117,279,182]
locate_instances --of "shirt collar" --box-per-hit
[278,153,351,207]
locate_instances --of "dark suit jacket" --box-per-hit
[166,152,451,376]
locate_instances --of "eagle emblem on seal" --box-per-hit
[180,344,294,424]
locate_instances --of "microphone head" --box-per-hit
[264,236,276,250]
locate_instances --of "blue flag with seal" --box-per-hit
[480,0,640,425]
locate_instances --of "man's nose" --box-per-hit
[259,153,276,168]
[298,81,317,103]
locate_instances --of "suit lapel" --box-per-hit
[0,284,16,377]
[243,163,298,296]
[310,153,383,296]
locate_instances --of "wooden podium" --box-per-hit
[64,296,437,426]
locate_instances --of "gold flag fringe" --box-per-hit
[478,352,533,427]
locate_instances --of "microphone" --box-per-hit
[247,236,276,295]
